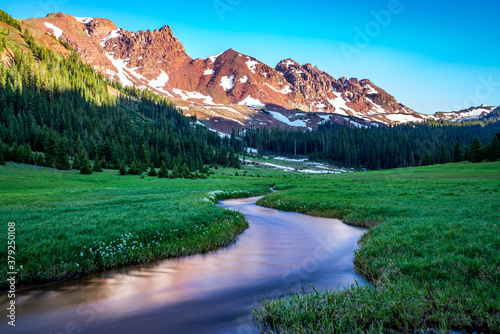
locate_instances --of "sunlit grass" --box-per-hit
[254,162,500,333]
[0,163,272,286]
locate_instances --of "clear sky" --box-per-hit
[4,0,500,114]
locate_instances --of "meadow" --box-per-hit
[0,163,273,287]
[254,162,500,333]
[1,161,499,333]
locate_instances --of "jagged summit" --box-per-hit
[21,12,492,132]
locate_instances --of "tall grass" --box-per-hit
[0,163,271,286]
[254,162,500,333]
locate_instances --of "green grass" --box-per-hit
[254,162,500,333]
[1,161,499,333]
[0,163,273,287]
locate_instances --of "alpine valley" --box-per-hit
[22,13,499,133]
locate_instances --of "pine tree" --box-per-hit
[148,162,158,177]
[0,151,5,165]
[439,144,447,164]
[128,160,141,175]
[119,161,127,175]
[487,135,500,162]
[158,161,168,178]
[55,138,71,170]
[469,137,486,163]
[80,155,92,174]
[170,163,181,179]
[453,142,463,162]
[72,152,82,170]
[92,157,103,172]
[420,150,435,166]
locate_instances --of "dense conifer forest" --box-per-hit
[242,115,500,169]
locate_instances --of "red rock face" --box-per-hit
[25,12,430,128]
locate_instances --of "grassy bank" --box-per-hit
[254,162,500,333]
[0,163,272,287]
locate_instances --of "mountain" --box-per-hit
[434,105,498,122]
[22,13,497,133]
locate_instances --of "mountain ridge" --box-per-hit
[22,13,498,132]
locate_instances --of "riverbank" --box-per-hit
[254,162,500,333]
[0,163,272,288]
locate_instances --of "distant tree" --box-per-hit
[487,135,500,162]
[0,151,5,165]
[92,157,103,172]
[439,144,447,164]
[148,162,158,177]
[170,163,181,179]
[119,161,127,175]
[181,163,191,178]
[128,160,141,175]
[100,156,107,169]
[55,138,71,170]
[80,155,92,175]
[158,161,168,178]
[469,137,486,163]
[453,142,463,162]
[420,150,435,166]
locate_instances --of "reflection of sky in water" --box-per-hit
[2,197,365,334]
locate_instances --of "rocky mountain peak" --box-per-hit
[25,12,434,129]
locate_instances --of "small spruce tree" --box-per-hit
[80,155,93,175]
[453,141,463,162]
[158,161,168,178]
[469,137,486,163]
[148,162,158,177]
[55,138,71,170]
[119,161,127,175]
[92,157,103,172]
[72,152,82,170]
[128,160,141,175]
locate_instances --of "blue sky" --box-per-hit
[5,0,500,114]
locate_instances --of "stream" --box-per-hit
[1,196,365,334]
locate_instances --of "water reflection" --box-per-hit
[1,196,365,334]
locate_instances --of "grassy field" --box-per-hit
[254,162,500,333]
[0,163,274,287]
[1,161,499,333]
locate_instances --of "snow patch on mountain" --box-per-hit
[267,110,307,127]
[204,69,214,75]
[363,84,378,95]
[207,52,223,63]
[44,22,63,39]
[366,98,386,114]
[220,75,235,91]
[101,29,121,47]
[386,114,424,123]
[74,17,93,24]
[173,89,217,105]
[246,58,259,74]
[148,70,169,90]
[104,53,134,87]
[238,95,265,107]
[239,75,248,83]
[327,93,357,116]
[266,84,293,95]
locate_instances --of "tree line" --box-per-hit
[241,116,500,169]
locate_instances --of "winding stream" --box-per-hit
[1,196,365,334]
